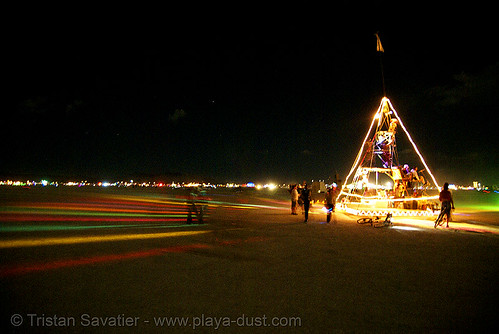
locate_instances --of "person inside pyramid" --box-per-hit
[388,118,398,134]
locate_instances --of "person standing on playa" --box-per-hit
[325,187,336,223]
[291,184,299,215]
[434,182,455,228]
[187,187,204,224]
[300,183,312,223]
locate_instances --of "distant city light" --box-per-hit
[0,179,496,193]
[266,183,277,191]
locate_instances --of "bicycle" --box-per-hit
[357,213,393,228]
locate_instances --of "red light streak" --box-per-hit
[0,244,211,277]
[0,236,271,277]
[8,204,187,214]
[0,215,192,222]
[0,194,210,223]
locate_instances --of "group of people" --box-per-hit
[290,181,456,227]
[394,164,428,198]
[290,182,337,223]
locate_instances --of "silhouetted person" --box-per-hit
[187,187,204,224]
[300,183,311,223]
[291,184,299,215]
[325,187,336,223]
[434,182,455,228]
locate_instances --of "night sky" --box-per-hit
[3,7,498,184]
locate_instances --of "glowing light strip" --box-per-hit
[392,218,499,235]
[0,223,205,232]
[0,209,189,218]
[336,99,385,203]
[0,230,211,249]
[336,205,438,217]
[385,98,440,189]
[0,216,199,223]
[20,201,186,210]
[6,205,189,214]
[105,195,206,207]
[338,191,438,202]
[205,200,283,210]
[98,196,282,211]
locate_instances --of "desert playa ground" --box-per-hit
[1,187,498,332]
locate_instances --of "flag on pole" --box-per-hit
[375,33,384,53]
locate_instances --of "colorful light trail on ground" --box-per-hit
[0,236,272,277]
[0,189,282,277]
[0,191,288,248]
[0,193,208,224]
[0,187,497,282]
[0,193,286,224]
[0,244,212,277]
[0,223,201,232]
[392,218,499,235]
[0,230,211,249]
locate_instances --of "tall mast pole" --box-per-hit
[379,53,386,97]
[375,32,386,97]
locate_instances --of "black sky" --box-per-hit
[3,7,498,184]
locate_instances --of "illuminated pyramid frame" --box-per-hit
[336,97,441,217]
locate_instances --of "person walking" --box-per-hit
[300,183,312,223]
[290,184,299,215]
[187,187,205,224]
[325,187,336,223]
[434,182,455,228]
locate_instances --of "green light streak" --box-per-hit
[1,207,188,218]
[0,223,206,232]
[202,200,282,210]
